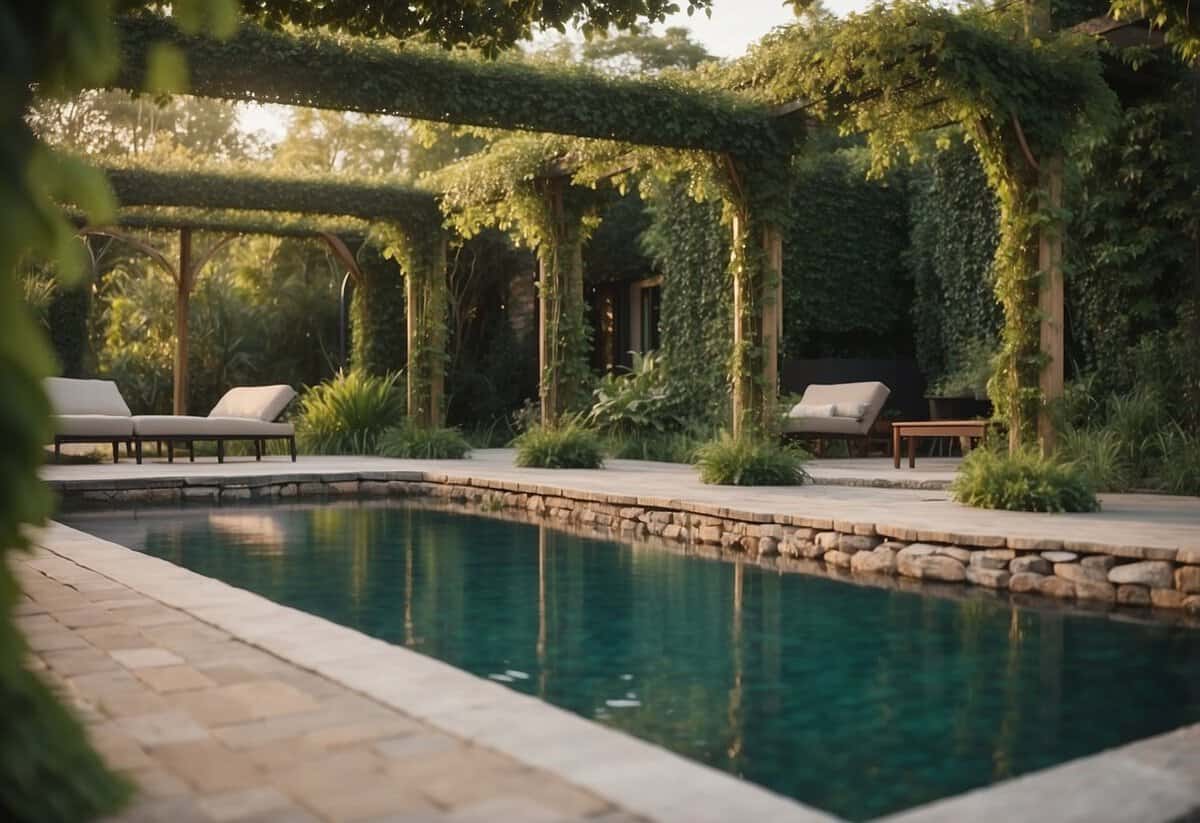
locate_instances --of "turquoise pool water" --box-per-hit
[63,500,1200,820]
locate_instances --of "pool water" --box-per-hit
[62,500,1200,820]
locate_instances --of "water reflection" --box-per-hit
[62,500,1200,821]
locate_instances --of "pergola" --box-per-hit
[81,8,1134,445]
[87,12,795,435]
[75,166,440,419]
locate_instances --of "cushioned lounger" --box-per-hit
[45,377,136,463]
[131,385,297,464]
[783,381,891,455]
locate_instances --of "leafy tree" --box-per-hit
[241,0,714,53]
[581,26,714,74]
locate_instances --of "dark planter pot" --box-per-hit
[927,396,992,420]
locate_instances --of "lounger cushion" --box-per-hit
[783,381,891,436]
[53,414,135,437]
[208,385,296,422]
[44,377,132,417]
[788,403,836,418]
[133,416,294,437]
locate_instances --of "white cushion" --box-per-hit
[209,385,296,421]
[788,403,836,419]
[44,378,132,417]
[833,401,870,420]
[133,416,294,437]
[53,415,135,437]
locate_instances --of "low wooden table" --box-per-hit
[892,420,988,468]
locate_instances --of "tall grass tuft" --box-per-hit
[295,370,404,455]
[1059,427,1131,491]
[513,420,605,469]
[951,448,1099,513]
[378,420,471,459]
[694,432,810,486]
[1155,424,1200,496]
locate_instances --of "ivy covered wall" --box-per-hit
[641,182,732,425]
[351,241,407,377]
[783,149,912,359]
[905,140,1003,383]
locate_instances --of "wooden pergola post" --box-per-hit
[173,226,192,415]
[1037,155,1065,454]
[403,232,448,428]
[536,176,585,428]
[762,222,783,426]
[730,216,784,438]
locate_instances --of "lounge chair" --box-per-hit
[45,377,136,463]
[783,381,891,456]
[131,385,298,464]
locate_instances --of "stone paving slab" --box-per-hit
[42,450,1200,556]
[18,523,837,823]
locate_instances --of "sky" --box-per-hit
[655,0,872,57]
[239,0,876,140]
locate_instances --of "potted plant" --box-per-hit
[926,339,994,420]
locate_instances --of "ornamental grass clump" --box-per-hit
[295,370,404,455]
[513,420,604,469]
[694,432,810,486]
[378,420,471,459]
[950,448,1100,513]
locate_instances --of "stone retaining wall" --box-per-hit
[53,472,1200,616]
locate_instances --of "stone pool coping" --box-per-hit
[48,464,1200,615]
[36,505,1200,821]
[33,521,838,823]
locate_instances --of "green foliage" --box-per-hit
[580,26,715,74]
[378,421,471,459]
[1110,0,1200,65]
[1154,425,1200,496]
[1068,96,1200,394]
[240,0,712,54]
[351,241,407,378]
[906,140,1003,383]
[114,13,774,154]
[783,148,912,359]
[1058,427,1131,492]
[295,370,404,455]
[951,448,1099,513]
[694,432,810,486]
[928,338,996,400]
[512,421,605,469]
[587,351,688,436]
[102,163,439,222]
[641,180,731,426]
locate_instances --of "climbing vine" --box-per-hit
[112,12,776,154]
[434,135,612,422]
[738,1,1117,446]
[373,220,450,426]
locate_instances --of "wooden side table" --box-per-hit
[892,420,988,468]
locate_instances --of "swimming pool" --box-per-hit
[62,499,1200,820]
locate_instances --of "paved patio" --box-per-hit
[42,450,1200,554]
[16,549,639,823]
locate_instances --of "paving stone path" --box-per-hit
[15,551,637,823]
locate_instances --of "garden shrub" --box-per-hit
[513,420,605,469]
[1154,425,1200,496]
[378,420,471,459]
[295,370,404,455]
[950,448,1099,513]
[351,241,407,377]
[1058,427,1131,492]
[586,351,688,437]
[694,432,810,486]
